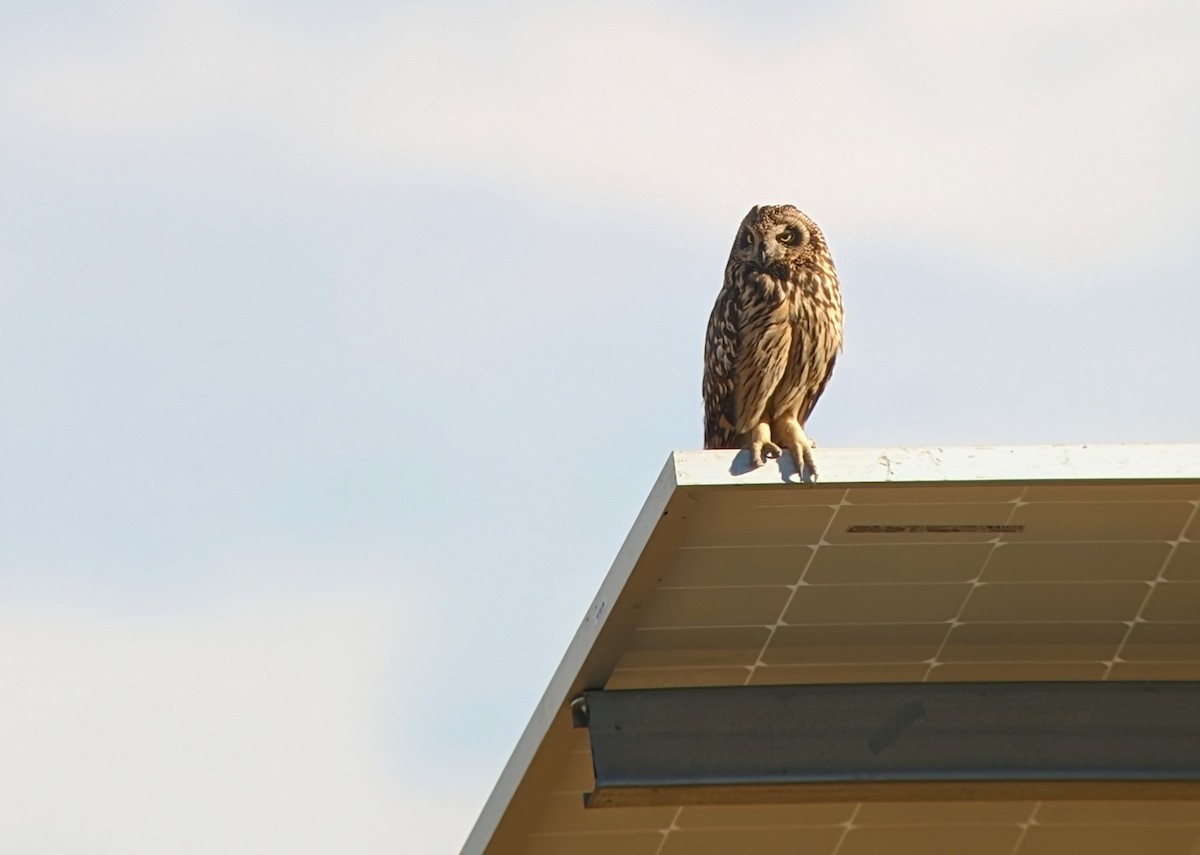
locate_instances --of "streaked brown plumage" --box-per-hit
[703,204,843,479]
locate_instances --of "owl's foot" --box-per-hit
[747,423,782,468]
[774,418,818,482]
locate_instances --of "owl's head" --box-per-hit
[730,204,828,277]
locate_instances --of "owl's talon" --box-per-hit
[800,446,819,482]
[791,445,818,481]
[749,440,782,468]
[772,417,820,482]
[778,445,818,482]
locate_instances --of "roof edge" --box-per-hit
[459,454,682,855]
[672,443,1200,487]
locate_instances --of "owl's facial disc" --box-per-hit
[749,225,803,274]
[735,205,816,276]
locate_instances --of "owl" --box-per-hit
[703,204,844,480]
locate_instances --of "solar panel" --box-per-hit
[462,445,1200,855]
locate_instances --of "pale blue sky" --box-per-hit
[2,2,1199,851]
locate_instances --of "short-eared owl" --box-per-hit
[703,204,843,480]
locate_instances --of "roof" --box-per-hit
[462,444,1200,855]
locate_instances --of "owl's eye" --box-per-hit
[778,231,795,244]
[743,232,754,245]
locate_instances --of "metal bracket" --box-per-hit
[581,681,1200,807]
[570,695,590,728]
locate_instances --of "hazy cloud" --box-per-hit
[0,589,482,853]
[4,2,1199,278]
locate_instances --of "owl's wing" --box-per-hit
[799,352,838,425]
[703,287,740,448]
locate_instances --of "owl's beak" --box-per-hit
[757,245,769,266]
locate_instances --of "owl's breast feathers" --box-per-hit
[744,268,790,303]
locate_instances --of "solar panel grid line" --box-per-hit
[525,830,663,839]
[840,802,1190,825]
[629,617,1178,630]
[742,488,850,685]
[672,537,1184,547]
[603,663,1200,693]
[655,802,1200,828]
[658,578,1173,589]
[650,802,866,855]
[647,807,681,855]
[659,811,854,831]
[1036,803,1200,825]
[606,656,1200,676]
[1006,803,1041,855]
[1103,499,1200,679]
[825,802,862,855]
[1022,825,1200,855]
[512,813,1200,851]
[540,809,1200,854]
